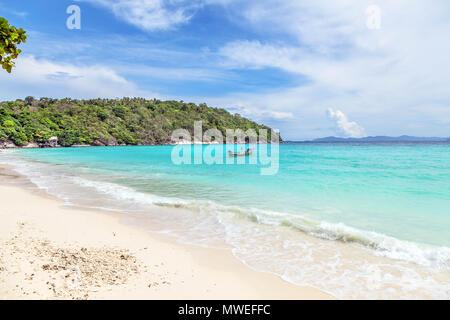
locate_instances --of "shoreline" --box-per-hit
[0,141,282,150]
[0,164,333,300]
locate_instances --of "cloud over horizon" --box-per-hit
[212,0,450,139]
[327,108,366,138]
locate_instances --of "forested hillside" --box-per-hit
[0,97,279,147]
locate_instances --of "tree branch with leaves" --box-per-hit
[0,17,27,73]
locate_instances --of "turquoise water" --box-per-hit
[2,142,450,298]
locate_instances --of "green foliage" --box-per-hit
[0,128,7,141]
[58,129,83,147]
[2,119,14,127]
[0,17,27,73]
[97,109,109,121]
[0,98,280,146]
[10,130,27,146]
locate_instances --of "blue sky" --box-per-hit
[0,0,449,140]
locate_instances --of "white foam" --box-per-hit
[71,176,188,206]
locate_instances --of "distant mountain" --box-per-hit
[311,135,450,142]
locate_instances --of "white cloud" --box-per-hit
[219,40,301,71]
[213,0,450,139]
[270,111,294,120]
[327,108,366,138]
[79,0,201,31]
[0,55,154,100]
[230,105,294,121]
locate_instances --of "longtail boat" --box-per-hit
[228,148,253,157]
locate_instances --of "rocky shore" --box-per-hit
[0,136,59,149]
[0,137,273,149]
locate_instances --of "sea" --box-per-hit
[1,142,449,299]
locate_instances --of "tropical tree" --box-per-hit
[0,98,281,146]
[0,17,27,73]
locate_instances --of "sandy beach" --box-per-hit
[0,165,332,300]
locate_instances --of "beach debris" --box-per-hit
[1,227,142,300]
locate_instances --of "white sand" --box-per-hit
[0,173,333,300]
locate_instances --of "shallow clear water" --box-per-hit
[2,142,449,299]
